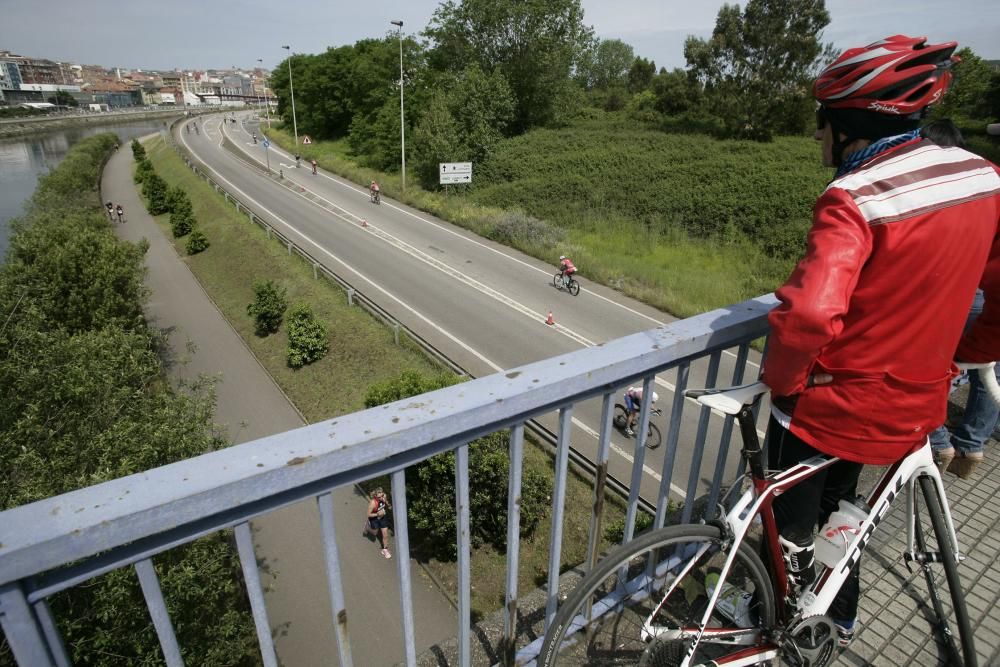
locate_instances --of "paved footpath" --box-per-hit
[835,425,1000,665]
[102,142,457,666]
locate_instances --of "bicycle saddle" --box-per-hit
[684,381,770,415]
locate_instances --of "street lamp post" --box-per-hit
[258,58,271,126]
[391,20,406,191]
[281,45,299,146]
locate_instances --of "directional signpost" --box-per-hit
[440,162,472,185]
[262,137,271,175]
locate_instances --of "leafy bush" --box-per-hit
[246,279,287,336]
[603,509,654,544]
[131,138,146,161]
[170,198,195,237]
[483,209,564,250]
[185,229,209,255]
[166,185,191,213]
[285,303,328,368]
[133,157,154,184]
[363,370,551,560]
[141,172,169,215]
[0,134,257,664]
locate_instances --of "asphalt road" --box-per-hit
[178,112,767,506]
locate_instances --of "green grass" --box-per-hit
[142,136,629,619]
[143,137,441,420]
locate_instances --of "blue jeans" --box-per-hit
[930,290,998,455]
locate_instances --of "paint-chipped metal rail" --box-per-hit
[0,289,775,665]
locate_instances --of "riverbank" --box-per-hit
[0,107,216,139]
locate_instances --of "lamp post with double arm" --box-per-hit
[390,20,406,191]
[257,58,270,125]
[281,45,299,145]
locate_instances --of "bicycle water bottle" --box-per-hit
[779,525,816,595]
[815,496,869,568]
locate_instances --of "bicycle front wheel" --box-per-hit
[539,524,776,666]
[915,475,978,666]
[554,272,565,289]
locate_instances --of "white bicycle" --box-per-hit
[539,363,999,666]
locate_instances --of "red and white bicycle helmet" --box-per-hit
[814,35,958,116]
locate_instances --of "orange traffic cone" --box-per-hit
[545,311,555,326]
[361,218,368,228]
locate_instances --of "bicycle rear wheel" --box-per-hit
[644,423,662,450]
[613,404,629,430]
[568,279,581,296]
[915,475,978,666]
[539,524,776,666]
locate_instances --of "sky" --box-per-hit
[2,0,998,73]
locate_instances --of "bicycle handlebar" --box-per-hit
[956,362,1000,407]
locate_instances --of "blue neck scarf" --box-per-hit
[835,129,923,178]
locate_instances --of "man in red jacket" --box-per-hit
[762,35,1000,646]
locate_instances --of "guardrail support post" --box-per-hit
[313,264,319,280]
[287,241,293,256]
[394,323,400,346]
[347,288,355,307]
[266,228,271,240]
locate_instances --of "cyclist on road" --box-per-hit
[623,386,658,437]
[558,255,576,287]
[105,201,114,221]
[762,35,1000,647]
[311,158,317,175]
[252,132,257,144]
[370,180,380,203]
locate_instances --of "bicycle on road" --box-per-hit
[371,189,381,205]
[613,404,663,450]
[553,272,581,296]
[539,363,998,667]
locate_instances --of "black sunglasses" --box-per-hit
[816,107,827,131]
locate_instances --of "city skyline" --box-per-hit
[3,0,998,74]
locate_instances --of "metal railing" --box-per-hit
[0,290,774,666]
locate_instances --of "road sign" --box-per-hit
[440,162,472,184]
[262,138,270,149]
[302,135,312,145]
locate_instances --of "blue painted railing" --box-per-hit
[0,294,777,666]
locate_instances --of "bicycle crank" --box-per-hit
[781,615,837,667]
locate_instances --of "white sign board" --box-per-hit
[440,162,472,184]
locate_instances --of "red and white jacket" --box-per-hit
[764,138,1000,464]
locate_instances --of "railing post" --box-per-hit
[502,424,525,666]
[393,323,400,346]
[0,582,56,666]
[287,241,292,256]
[313,263,319,280]
[347,288,355,307]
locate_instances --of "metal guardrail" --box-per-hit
[0,277,774,665]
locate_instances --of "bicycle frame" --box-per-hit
[662,402,964,666]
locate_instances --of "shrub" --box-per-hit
[142,173,169,215]
[166,185,191,213]
[285,303,328,368]
[246,279,287,336]
[131,138,146,161]
[170,213,193,238]
[185,229,209,254]
[133,158,154,184]
[363,370,551,560]
[483,209,564,250]
[603,509,654,544]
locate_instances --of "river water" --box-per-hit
[0,120,169,259]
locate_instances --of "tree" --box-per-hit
[142,172,169,215]
[627,57,657,93]
[286,303,328,368]
[0,134,258,664]
[651,68,702,116]
[578,38,634,90]
[246,279,287,336]
[684,0,830,140]
[363,370,551,560]
[411,65,515,188]
[932,47,996,121]
[47,89,77,107]
[425,0,594,132]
